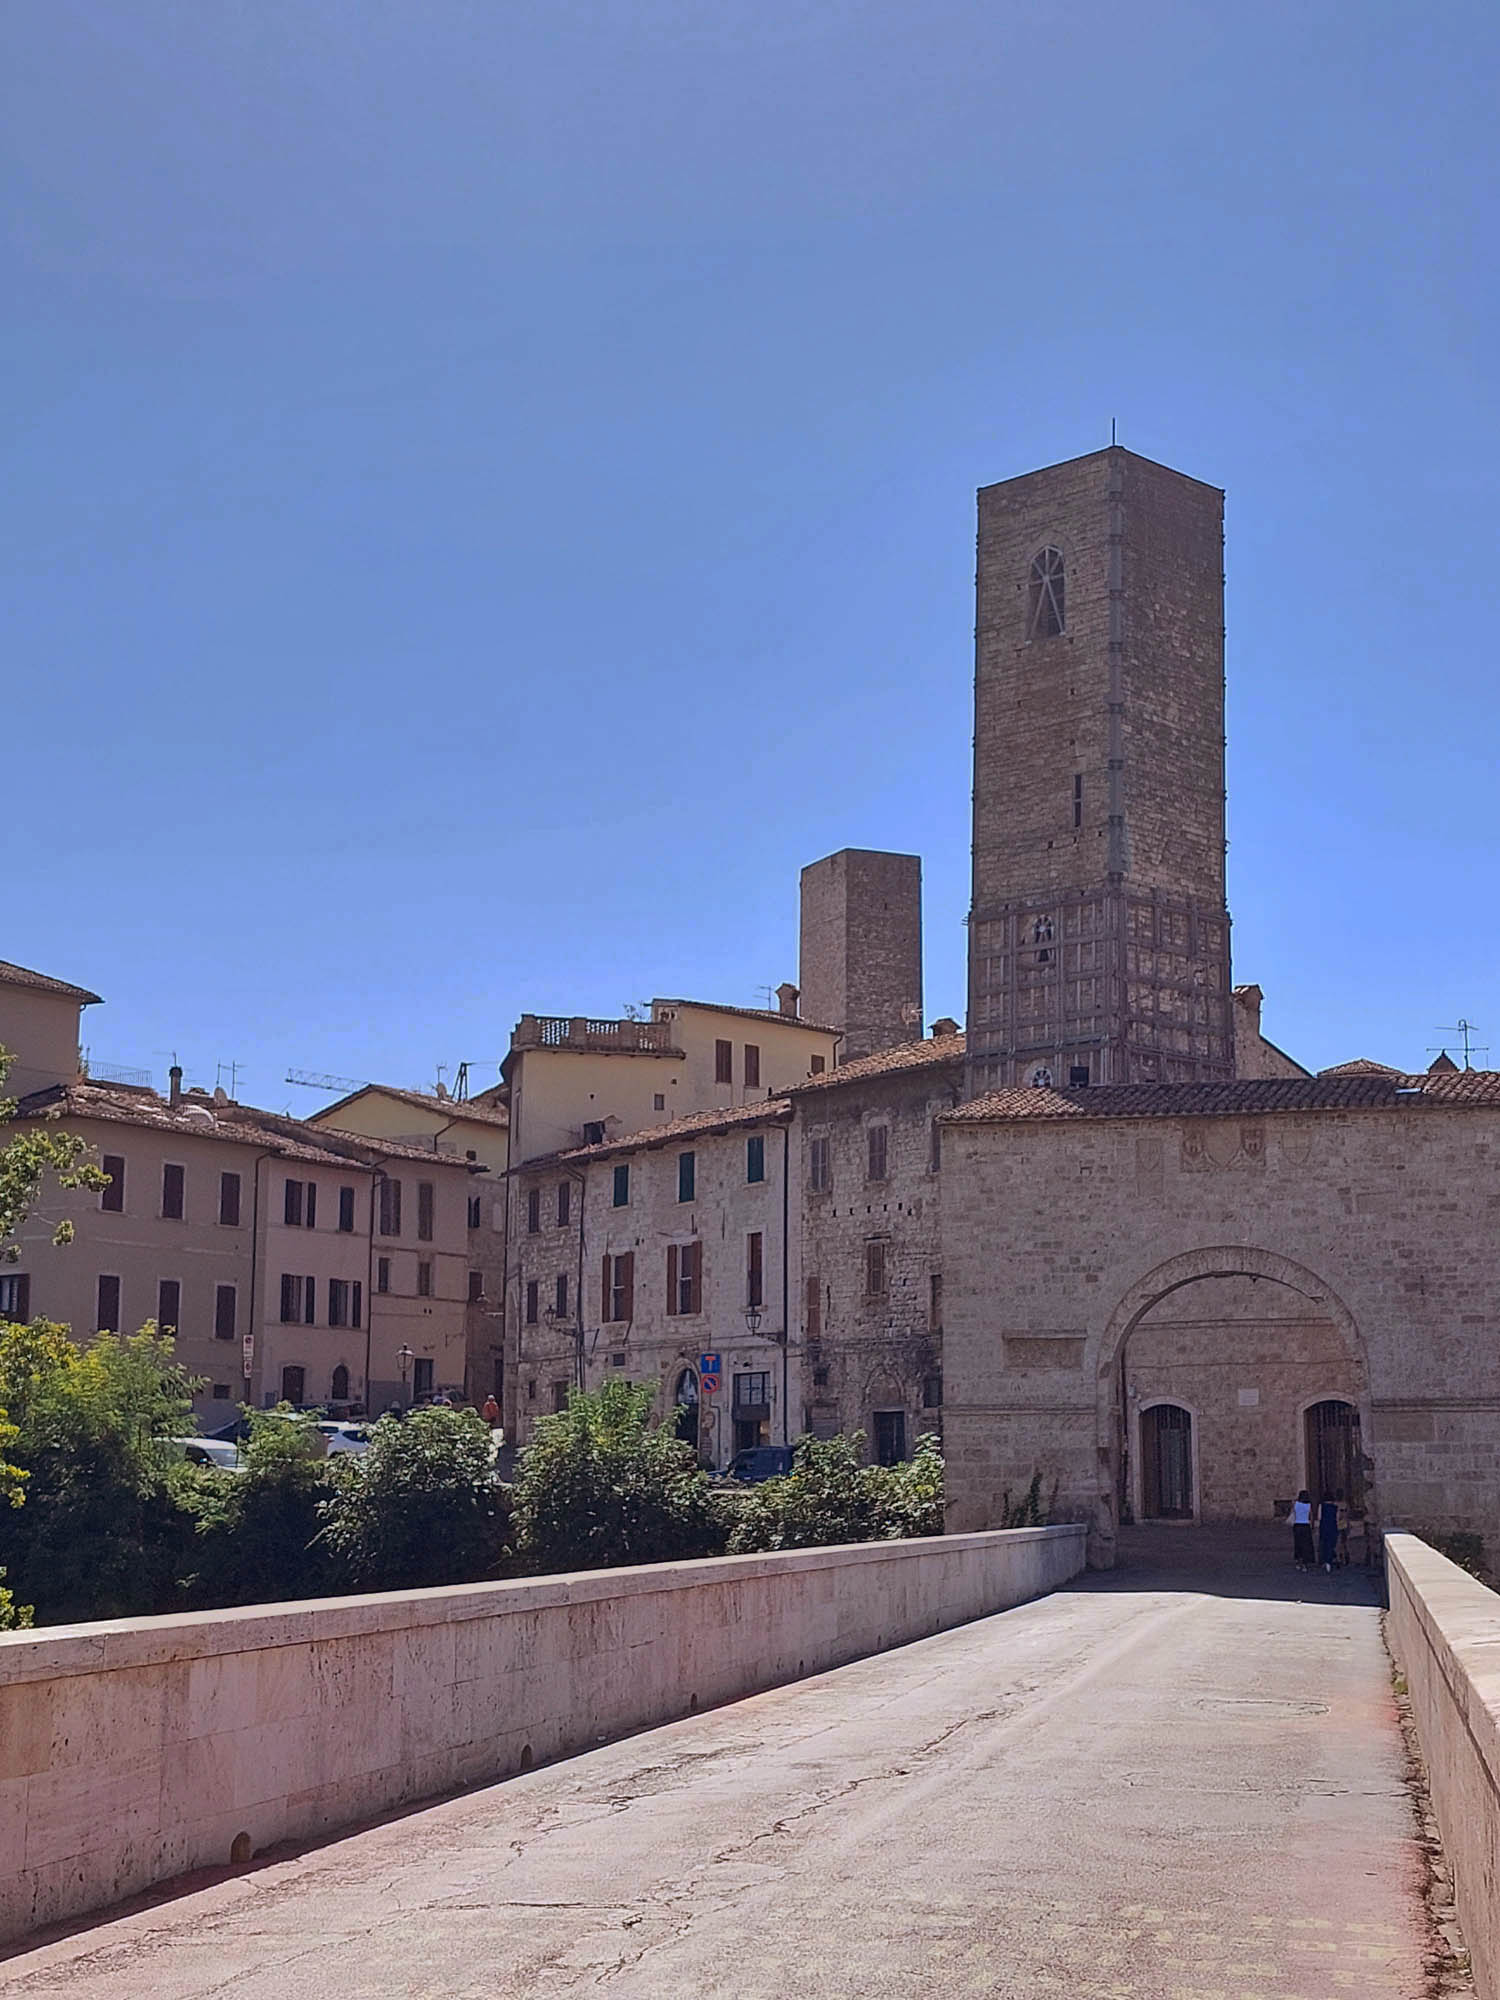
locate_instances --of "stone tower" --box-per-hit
[966,446,1233,1094]
[800,849,923,1062]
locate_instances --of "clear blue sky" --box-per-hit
[6,1,1497,1103]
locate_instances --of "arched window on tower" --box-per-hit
[1027,546,1066,638]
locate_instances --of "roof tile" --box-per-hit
[947,1071,1500,1123]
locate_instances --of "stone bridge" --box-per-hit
[0,1529,1494,1998]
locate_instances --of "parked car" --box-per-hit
[171,1436,244,1472]
[724,1444,795,1483]
[315,1421,371,1456]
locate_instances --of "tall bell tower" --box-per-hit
[965,446,1233,1095]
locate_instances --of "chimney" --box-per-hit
[168,1064,182,1109]
[930,1017,959,1038]
[776,981,800,1019]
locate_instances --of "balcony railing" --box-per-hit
[511,1015,680,1056]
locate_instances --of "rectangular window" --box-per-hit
[412,1357,434,1400]
[865,1240,887,1297]
[810,1055,825,1075]
[379,1178,402,1237]
[304,1275,316,1325]
[338,1185,356,1232]
[809,1136,831,1193]
[550,1378,568,1413]
[746,1134,765,1183]
[100,1153,125,1213]
[734,1370,770,1410]
[746,1231,763,1309]
[1069,1064,1091,1086]
[805,1273,821,1342]
[715,1038,733,1084]
[376,1256,391,1294]
[280,1273,299,1323]
[305,1181,317,1229]
[929,1119,942,1173]
[281,1365,306,1406]
[677,1151,695,1203]
[744,1043,760,1088]
[867,1125,888,1182]
[162,1163,185,1221]
[653,1093,666,1112]
[417,1181,435,1242]
[214,1284,236,1341]
[351,1281,362,1328]
[612,1163,630,1207]
[417,1260,433,1298]
[219,1171,241,1226]
[929,1272,943,1333]
[1073,772,1083,830]
[467,1194,482,1229]
[284,1178,303,1227]
[97,1274,121,1332]
[0,1272,32,1321]
[525,1279,539,1325]
[526,1187,541,1234]
[156,1278,180,1333]
[556,1180,570,1228]
[468,1269,483,1303]
[667,1240,702,1316]
[603,1249,634,1323]
[874,1409,907,1466]
[554,1273,568,1317]
[212,1382,231,1400]
[328,1279,350,1328]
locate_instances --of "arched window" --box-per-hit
[331,1363,350,1403]
[672,1368,699,1450]
[1031,913,1054,965]
[1029,1066,1054,1088]
[1027,547,1065,638]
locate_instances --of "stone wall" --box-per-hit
[1385,1534,1500,2000]
[799,849,923,1061]
[941,1103,1500,1558]
[0,1527,1086,1945]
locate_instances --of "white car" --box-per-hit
[172,1436,244,1472]
[316,1421,371,1456]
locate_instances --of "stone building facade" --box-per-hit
[789,1033,963,1459]
[967,448,1234,1093]
[940,1073,1500,1557]
[799,848,923,1062]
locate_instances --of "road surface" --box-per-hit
[0,1531,1442,1998]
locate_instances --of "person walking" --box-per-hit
[481,1393,501,1428]
[1317,1492,1340,1573]
[1289,1490,1315,1571]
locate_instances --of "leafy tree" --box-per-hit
[0,1046,107,1262]
[871,1432,946,1539]
[0,1319,197,1622]
[512,1379,721,1574]
[320,1407,508,1591]
[724,1431,947,1553]
[177,1408,334,1608]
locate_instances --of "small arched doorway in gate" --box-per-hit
[1140,1403,1195,1520]
[1305,1399,1364,1511]
[672,1368,700,1452]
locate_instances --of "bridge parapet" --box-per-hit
[0,1524,1084,1946]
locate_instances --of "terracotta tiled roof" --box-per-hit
[946,1071,1500,1124]
[313,1082,510,1129]
[0,959,101,1005]
[12,1083,473,1171]
[788,1033,966,1093]
[527,1096,793,1169]
[652,998,841,1036]
[1317,1059,1402,1077]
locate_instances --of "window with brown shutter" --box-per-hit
[602,1251,633,1323]
[666,1243,679,1317]
[805,1274,821,1341]
[157,1278,180,1333]
[556,1180,570,1228]
[525,1279,539,1325]
[417,1181,435,1241]
[417,1260,433,1298]
[554,1274,568,1318]
[715,1039,732,1084]
[305,1182,317,1229]
[666,1242,701,1316]
[865,1240,887,1297]
[338,1185,356,1232]
[867,1125,888,1182]
[526,1187,541,1234]
[304,1275,316,1324]
[162,1163,185,1220]
[379,1179,402,1237]
[100,1154,125,1213]
[214,1284,236,1340]
[284,1178,303,1227]
[746,1231,763,1308]
[744,1043,760,1087]
[219,1171,241,1226]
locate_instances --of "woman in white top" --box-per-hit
[1289,1490,1315,1570]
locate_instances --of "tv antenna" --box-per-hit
[1429,1020,1487,1071]
[215,1059,244,1097]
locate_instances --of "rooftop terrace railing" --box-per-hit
[511,1015,679,1055]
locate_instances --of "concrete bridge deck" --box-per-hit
[0,1531,1450,1998]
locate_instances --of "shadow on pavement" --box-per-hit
[1071,1522,1387,1606]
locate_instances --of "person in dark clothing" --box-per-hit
[1289,1490,1315,1570]
[1318,1492,1341,1573]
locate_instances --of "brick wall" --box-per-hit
[799,849,923,1061]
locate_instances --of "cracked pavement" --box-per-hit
[0,1532,1444,1998]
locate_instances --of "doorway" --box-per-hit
[1305,1399,1363,1510]
[1141,1403,1194,1519]
[873,1409,907,1466]
[280,1365,305,1406]
[672,1369,700,1451]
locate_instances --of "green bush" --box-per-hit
[320,1407,508,1591]
[178,1408,334,1607]
[0,1569,31,1630]
[512,1379,721,1573]
[0,1319,196,1622]
[723,1431,946,1554]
